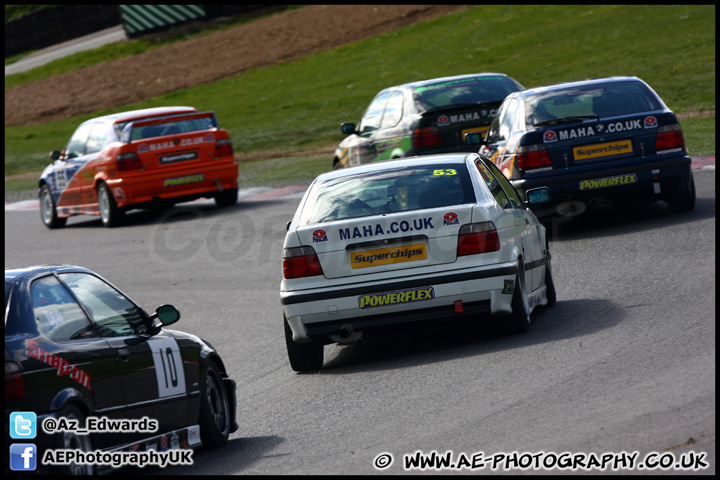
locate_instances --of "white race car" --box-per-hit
[280,153,555,372]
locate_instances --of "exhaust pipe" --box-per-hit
[338,324,354,339]
[331,323,362,344]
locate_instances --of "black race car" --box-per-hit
[5,265,238,475]
[334,73,524,169]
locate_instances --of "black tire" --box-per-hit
[199,360,231,449]
[545,252,557,307]
[215,188,238,208]
[667,175,696,212]
[52,403,94,475]
[97,182,124,227]
[284,315,323,372]
[506,260,530,334]
[39,184,67,229]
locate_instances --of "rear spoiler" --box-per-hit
[119,112,218,142]
[131,111,215,128]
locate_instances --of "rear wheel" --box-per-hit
[506,260,530,334]
[97,183,124,227]
[40,185,67,229]
[284,315,323,372]
[667,175,696,212]
[52,404,93,475]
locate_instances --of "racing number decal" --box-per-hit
[159,347,178,388]
[148,337,186,398]
[433,169,457,176]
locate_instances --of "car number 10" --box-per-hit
[148,337,186,397]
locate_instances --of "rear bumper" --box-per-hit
[108,161,238,209]
[513,155,693,219]
[281,262,519,342]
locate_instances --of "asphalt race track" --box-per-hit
[4,168,715,475]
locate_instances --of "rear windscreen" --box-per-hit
[526,82,664,125]
[116,115,218,141]
[299,164,475,225]
[414,76,523,111]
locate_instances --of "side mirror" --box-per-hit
[464,132,486,146]
[286,221,292,232]
[124,305,180,346]
[341,122,357,135]
[526,187,551,205]
[50,150,61,161]
[154,304,180,326]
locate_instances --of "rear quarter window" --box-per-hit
[31,276,91,342]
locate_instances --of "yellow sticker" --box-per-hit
[358,286,434,309]
[573,140,633,161]
[350,243,427,269]
[579,174,638,191]
[462,126,489,143]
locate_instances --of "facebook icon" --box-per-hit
[10,443,37,471]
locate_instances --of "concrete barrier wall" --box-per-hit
[5,5,121,58]
[5,5,276,58]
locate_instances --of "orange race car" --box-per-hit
[39,106,239,228]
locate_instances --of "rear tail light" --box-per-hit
[5,362,26,401]
[457,222,500,256]
[413,127,444,149]
[655,124,685,151]
[283,246,323,279]
[116,152,142,171]
[215,138,234,158]
[517,144,552,170]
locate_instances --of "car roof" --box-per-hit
[313,153,477,182]
[387,73,515,91]
[5,264,93,283]
[512,76,645,99]
[83,106,198,124]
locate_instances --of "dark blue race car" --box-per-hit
[5,265,238,475]
[468,76,695,220]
